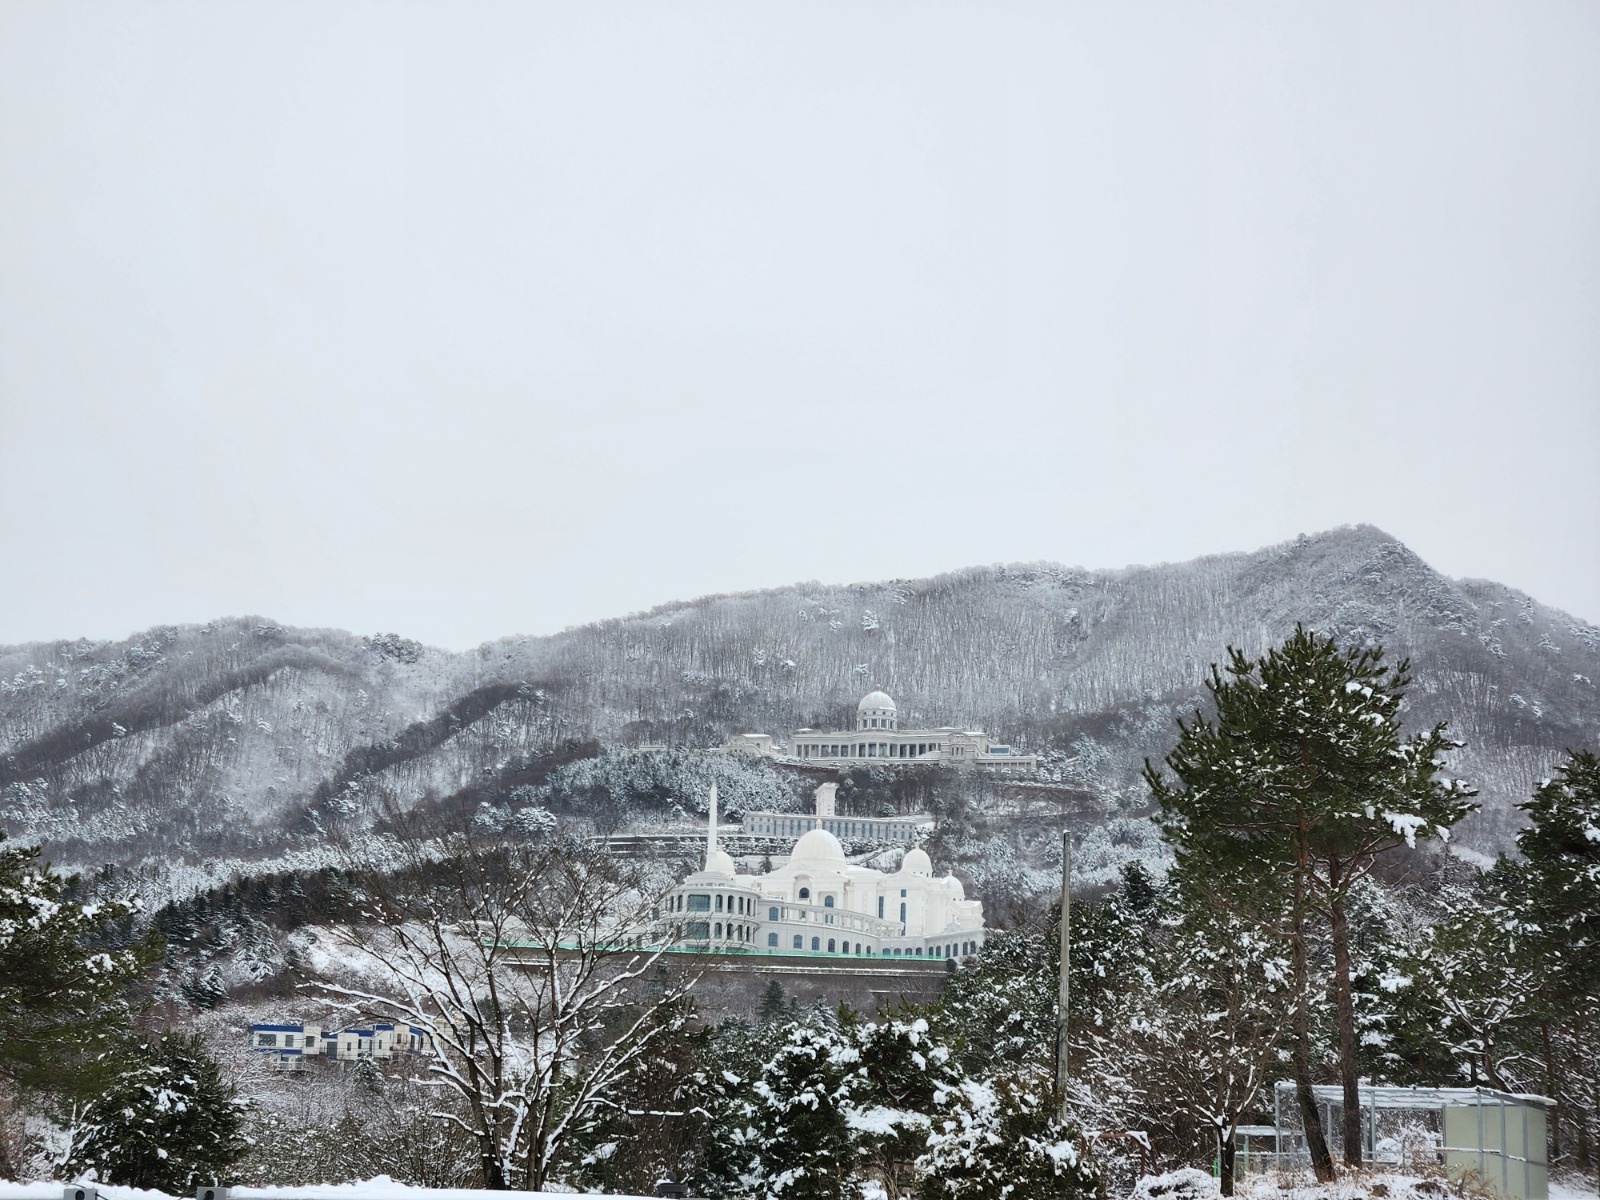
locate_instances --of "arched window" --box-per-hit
[798,887,810,901]
[715,895,723,911]
[768,933,778,947]
[811,937,820,951]
[827,939,836,953]
[823,895,834,908]
[768,906,779,921]
[714,923,722,938]
[793,934,803,949]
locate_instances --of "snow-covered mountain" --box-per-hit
[2,525,1595,887]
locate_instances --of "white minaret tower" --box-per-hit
[701,782,736,875]
[705,780,720,869]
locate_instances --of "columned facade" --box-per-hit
[787,691,1038,775]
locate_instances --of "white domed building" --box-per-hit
[663,783,985,962]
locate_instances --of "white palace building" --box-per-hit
[729,691,1036,776]
[661,783,986,962]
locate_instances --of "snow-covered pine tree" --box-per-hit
[698,1021,860,1200]
[1146,626,1477,1174]
[916,1068,1099,1200]
[0,834,160,1100]
[848,1015,954,1199]
[1516,750,1600,998]
[1511,750,1600,1172]
[1379,872,1540,1090]
[62,1032,247,1192]
[933,924,1057,1076]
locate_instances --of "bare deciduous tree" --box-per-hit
[314,814,694,1191]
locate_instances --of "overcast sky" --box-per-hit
[2,2,1597,650]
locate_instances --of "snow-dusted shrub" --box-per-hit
[1132,1167,1217,1200]
[61,1032,248,1192]
[917,1068,1100,1200]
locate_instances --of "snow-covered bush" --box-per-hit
[60,1032,248,1192]
[1132,1167,1217,1200]
[918,1068,1099,1200]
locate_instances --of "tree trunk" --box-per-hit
[1329,890,1363,1167]
[481,1146,507,1190]
[1220,1122,1238,1196]
[1292,822,1336,1182]
[1541,1022,1561,1163]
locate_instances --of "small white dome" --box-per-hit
[858,690,897,713]
[902,846,932,875]
[792,826,847,866]
[706,848,736,876]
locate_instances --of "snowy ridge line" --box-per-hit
[1,1182,657,1200]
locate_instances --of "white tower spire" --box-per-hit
[705,780,719,870]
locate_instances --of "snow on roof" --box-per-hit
[1284,1082,1555,1108]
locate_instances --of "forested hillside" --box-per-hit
[2,525,1596,892]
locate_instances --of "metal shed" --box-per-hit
[1269,1082,1554,1200]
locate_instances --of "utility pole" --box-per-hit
[1056,826,1071,1116]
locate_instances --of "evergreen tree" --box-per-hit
[933,925,1057,1076]
[1146,627,1476,1174]
[63,1032,248,1192]
[0,835,161,1099]
[697,1019,859,1200]
[849,1014,955,1199]
[1372,861,1541,1094]
[1517,750,1600,998]
[917,1068,1100,1200]
[1512,750,1600,1174]
[758,979,796,1026]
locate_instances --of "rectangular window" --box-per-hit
[687,921,710,939]
[878,896,885,918]
[256,1033,276,1047]
[686,894,711,912]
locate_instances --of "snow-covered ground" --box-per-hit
[0,1181,655,1200]
[1131,1167,1599,1200]
[6,1170,1594,1200]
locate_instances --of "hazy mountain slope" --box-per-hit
[3,526,1595,881]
